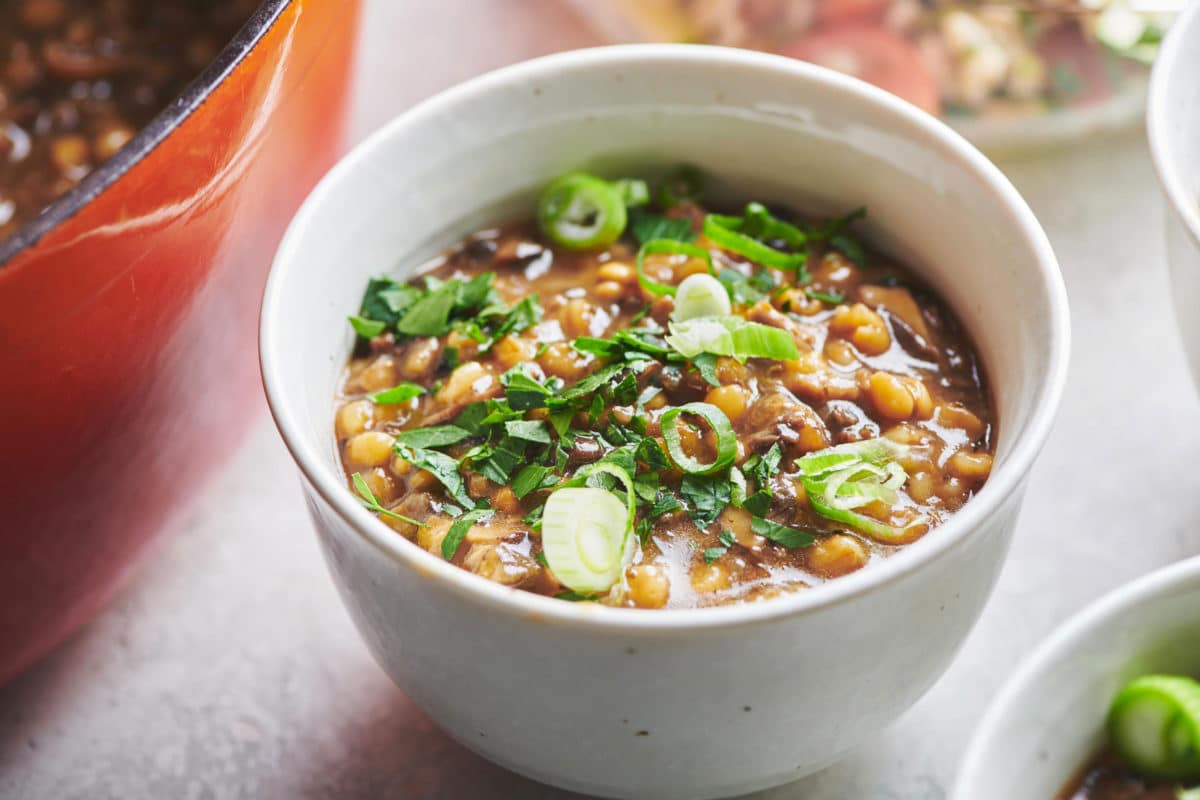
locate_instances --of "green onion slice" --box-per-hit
[673,273,732,322]
[660,402,736,475]
[1108,675,1200,780]
[703,203,808,275]
[657,164,705,208]
[665,315,800,362]
[541,463,637,594]
[636,239,714,297]
[537,172,627,250]
[613,178,650,208]
[797,439,924,543]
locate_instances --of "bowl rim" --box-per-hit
[952,555,1200,797]
[0,0,293,268]
[261,43,1071,633]
[1148,0,1200,250]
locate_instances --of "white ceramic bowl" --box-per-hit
[261,45,1068,800]
[954,556,1200,799]
[1149,0,1200,390]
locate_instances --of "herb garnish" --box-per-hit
[442,505,493,561]
[805,288,845,306]
[371,382,426,405]
[703,529,738,565]
[351,473,423,526]
[750,517,815,548]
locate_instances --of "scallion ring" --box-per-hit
[541,462,637,594]
[660,402,736,475]
[703,205,808,274]
[797,439,926,543]
[636,239,714,297]
[1107,675,1200,780]
[665,315,800,362]
[673,273,732,322]
[537,172,627,251]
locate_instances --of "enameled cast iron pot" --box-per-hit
[0,0,361,685]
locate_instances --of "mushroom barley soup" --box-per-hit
[335,168,995,609]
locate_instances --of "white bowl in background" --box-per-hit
[260,45,1069,800]
[1149,0,1200,391]
[954,557,1200,799]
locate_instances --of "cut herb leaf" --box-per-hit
[442,507,493,561]
[629,208,696,245]
[372,382,426,405]
[512,464,557,499]
[691,352,720,387]
[351,472,424,526]
[805,288,845,306]
[502,369,553,410]
[751,517,814,548]
[704,529,739,564]
[394,425,471,449]
[397,445,473,508]
[680,473,732,530]
[348,315,386,339]
[397,282,458,336]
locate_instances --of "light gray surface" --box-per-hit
[3,2,1199,799]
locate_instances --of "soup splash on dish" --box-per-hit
[334,167,995,608]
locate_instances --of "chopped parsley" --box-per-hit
[703,529,738,565]
[629,208,696,245]
[371,382,426,405]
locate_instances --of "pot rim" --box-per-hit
[0,0,293,268]
[262,44,1071,634]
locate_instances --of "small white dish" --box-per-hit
[954,556,1200,799]
[261,45,1068,800]
[1149,0,1200,391]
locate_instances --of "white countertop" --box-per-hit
[4,2,1199,798]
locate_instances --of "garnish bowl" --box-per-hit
[261,45,1069,800]
[954,557,1200,799]
[1148,0,1200,394]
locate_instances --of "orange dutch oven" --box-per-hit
[0,0,362,684]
